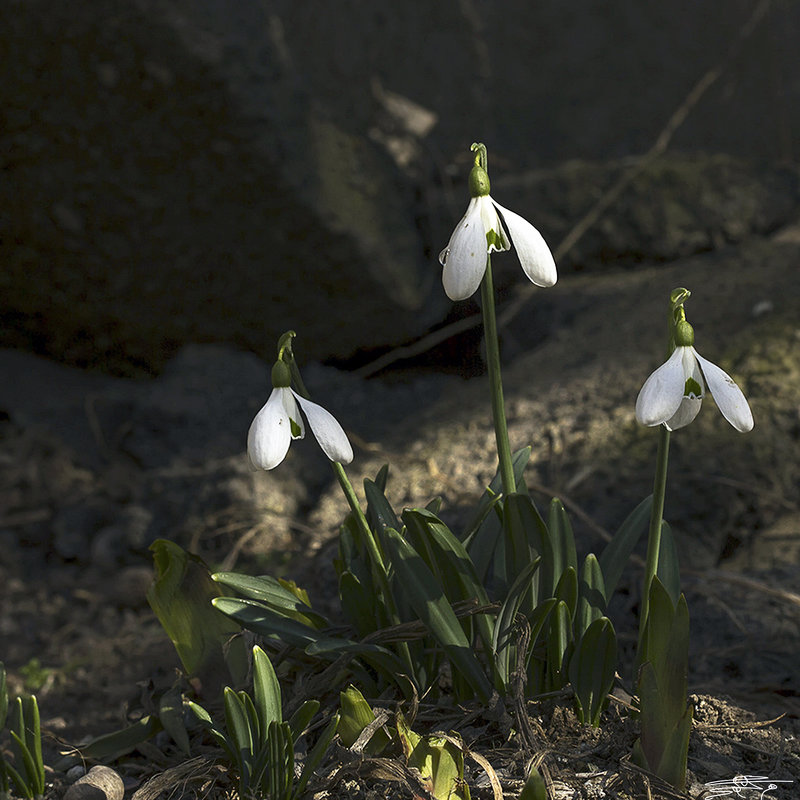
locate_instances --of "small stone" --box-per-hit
[63,766,124,800]
[65,765,87,783]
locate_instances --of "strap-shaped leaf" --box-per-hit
[158,687,191,755]
[402,508,492,607]
[266,721,294,800]
[568,616,616,727]
[653,704,692,793]
[402,507,499,686]
[288,700,320,742]
[656,521,681,607]
[223,687,253,761]
[503,493,553,605]
[462,447,531,582]
[20,696,43,795]
[295,711,340,797]
[213,598,341,653]
[253,645,282,732]
[575,554,606,638]
[598,495,653,602]
[465,446,532,538]
[548,498,578,580]
[554,566,578,620]
[74,715,163,762]
[146,539,244,691]
[493,557,542,687]
[519,763,548,800]
[212,573,328,629]
[381,527,493,702]
[546,601,572,689]
[364,477,400,535]
[339,570,382,637]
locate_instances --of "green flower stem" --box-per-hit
[638,423,671,648]
[480,256,517,496]
[330,460,414,673]
[331,461,386,573]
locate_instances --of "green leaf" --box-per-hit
[402,508,499,686]
[147,539,246,691]
[554,566,578,619]
[252,645,282,731]
[546,601,572,690]
[338,686,390,754]
[223,687,253,763]
[493,558,542,686]
[76,715,163,761]
[212,573,329,629]
[212,598,337,652]
[654,704,692,793]
[8,730,40,798]
[381,528,493,702]
[288,700,320,741]
[17,696,43,795]
[463,447,531,584]
[575,554,606,638]
[5,759,32,799]
[636,582,692,792]
[295,711,339,798]
[502,494,553,605]
[158,687,191,755]
[364,477,400,535]
[518,763,548,800]
[339,570,383,637]
[265,721,294,800]
[599,496,653,602]
[656,521,681,607]
[569,616,616,727]
[548,498,578,580]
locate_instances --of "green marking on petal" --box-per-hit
[486,229,504,250]
[290,417,302,437]
[684,377,702,398]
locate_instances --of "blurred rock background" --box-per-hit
[2,0,798,372]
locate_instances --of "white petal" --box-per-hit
[293,392,354,464]
[247,388,293,470]
[664,396,702,430]
[440,198,489,301]
[492,200,557,287]
[279,387,305,440]
[478,195,510,253]
[693,350,754,432]
[635,347,688,426]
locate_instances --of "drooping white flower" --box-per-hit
[438,147,557,301]
[635,345,753,432]
[247,386,353,470]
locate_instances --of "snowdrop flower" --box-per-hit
[635,314,753,433]
[247,360,353,470]
[438,143,557,301]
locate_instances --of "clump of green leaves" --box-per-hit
[214,456,653,724]
[187,646,339,800]
[0,663,45,800]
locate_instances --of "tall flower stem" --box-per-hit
[638,424,671,648]
[287,344,413,673]
[480,256,517,496]
[330,460,414,674]
[331,461,386,573]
